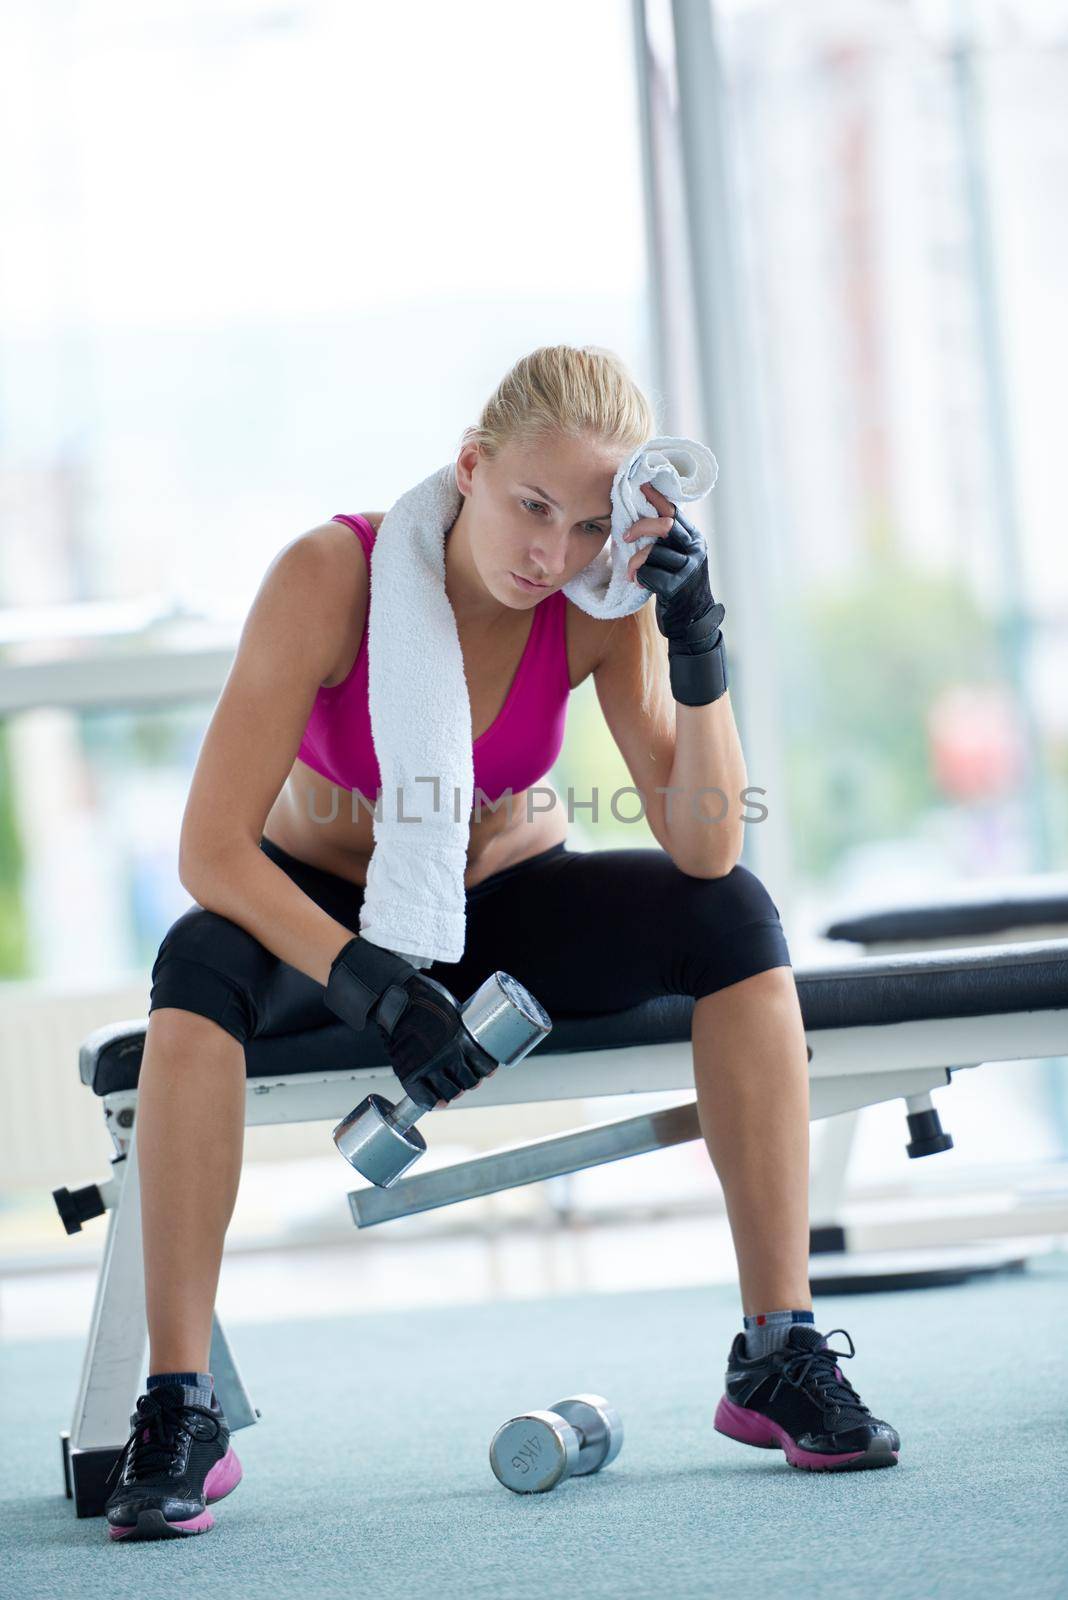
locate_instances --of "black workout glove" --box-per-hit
[634,504,729,707]
[325,936,495,1111]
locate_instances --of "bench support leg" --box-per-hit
[61,1103,258,1517]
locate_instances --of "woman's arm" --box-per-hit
[661,691,747,877]
[626,482,744,877]
[179,528,364,985]
[181,843,356,989]
[594,611,746,878]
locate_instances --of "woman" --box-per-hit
[104,345,900,1541]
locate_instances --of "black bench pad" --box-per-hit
[81,940,1068,1097]
[825,878,1068,944]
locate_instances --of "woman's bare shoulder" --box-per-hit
[296,516,378,686]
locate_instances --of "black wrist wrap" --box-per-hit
[325,936,415,1032]
[666,610,729,707]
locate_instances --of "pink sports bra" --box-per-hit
[296,514,572,805]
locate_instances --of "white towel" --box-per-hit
[358,435,719,967]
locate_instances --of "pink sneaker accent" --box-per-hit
[205,1445,243,1501]
[106,1447,242,1539]
[714,1394,883,1470]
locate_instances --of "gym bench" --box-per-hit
[54,936,1068,1515]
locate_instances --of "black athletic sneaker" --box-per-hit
[714,1324,900,1471]
[104,1382,243,1540]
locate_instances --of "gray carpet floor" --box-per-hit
[3,1250,1067,1599]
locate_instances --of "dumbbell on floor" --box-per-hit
[333,970,551,1188]
[489,1394,624,1493]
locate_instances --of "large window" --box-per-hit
[707,0,1068,920]
[0,0,650,982]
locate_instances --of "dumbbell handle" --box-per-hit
[383,1095,423,1136]
[382,1034,497,1135]
[543,1416,599,1454]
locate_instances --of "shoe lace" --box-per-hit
[105,1391,221,1488]
[773,1328,871,1422]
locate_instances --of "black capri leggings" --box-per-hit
[149,836,793,1047]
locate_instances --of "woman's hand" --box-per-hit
[622,481,677,585]
[374,973,495,1111]
[623,481,724,645]
[623,480,729,707]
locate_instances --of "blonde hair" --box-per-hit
[458,344,673,725]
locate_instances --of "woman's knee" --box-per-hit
[671,861,791,997]
[149,904,275,1044]
[148,1003,248,1059]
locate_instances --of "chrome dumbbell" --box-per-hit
[489,1394,624,1494]
[332,970,551,1188]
